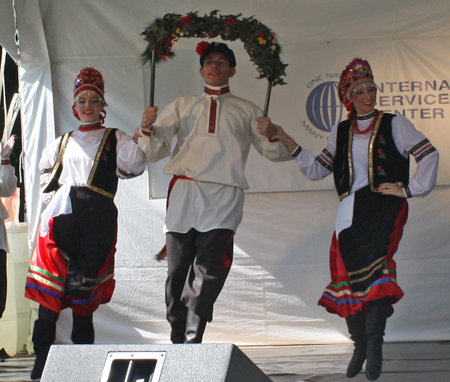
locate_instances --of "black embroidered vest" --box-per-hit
[333,112,409,200]
[42,128,118,198]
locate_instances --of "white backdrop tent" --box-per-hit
[0,0,449,347]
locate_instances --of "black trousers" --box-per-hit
[165,228,234,323]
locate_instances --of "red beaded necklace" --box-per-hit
[351,110,379,134]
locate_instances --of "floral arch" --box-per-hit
[140,10,288,87]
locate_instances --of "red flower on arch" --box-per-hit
[181,16,191,24]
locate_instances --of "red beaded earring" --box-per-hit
[72,105,80,120]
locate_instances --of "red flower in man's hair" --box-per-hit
[196,41,210,56]
[226,17,234,26]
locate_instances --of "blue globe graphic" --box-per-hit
[306,81,345,133]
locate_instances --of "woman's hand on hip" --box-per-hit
[377,182,406,198]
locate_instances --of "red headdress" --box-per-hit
[73,67,107,105]
[338,58,374,111]
[72,67,107,123]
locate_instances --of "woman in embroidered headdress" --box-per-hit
[25,67,149,380]
[257,58,439,381]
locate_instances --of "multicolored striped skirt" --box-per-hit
[318,186,408,318]
[25,186,117,316]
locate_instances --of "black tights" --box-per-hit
[38,304,94,343]
[38,304,59,322]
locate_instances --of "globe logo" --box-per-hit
[306,81,345,133]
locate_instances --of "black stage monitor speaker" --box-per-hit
[40,343,272,382]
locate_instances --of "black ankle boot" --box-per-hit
[31,319,56,380]
[345,311,367,378]
[365,298,390,381]
[71,314,95,344]
[185,309,207,343]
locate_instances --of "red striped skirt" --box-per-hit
[25,218,116,316]
[318,187,408,318]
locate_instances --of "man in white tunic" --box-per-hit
[134,42,292,343]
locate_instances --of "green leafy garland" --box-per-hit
[141,10,288,86]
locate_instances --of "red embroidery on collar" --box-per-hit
[204,86,230,96]
[208,98,218,133]
[78,125,105,132]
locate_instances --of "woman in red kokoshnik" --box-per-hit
[257,58,439,381]
[25,67,148,380]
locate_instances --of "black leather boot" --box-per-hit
[185,309,207,343]
[345,310,367,378]
[31,319,56,380]
[170,321,186,344]
[365,298,390,381]
[71,314,95,344]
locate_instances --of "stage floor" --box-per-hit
[1,341,449,381]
